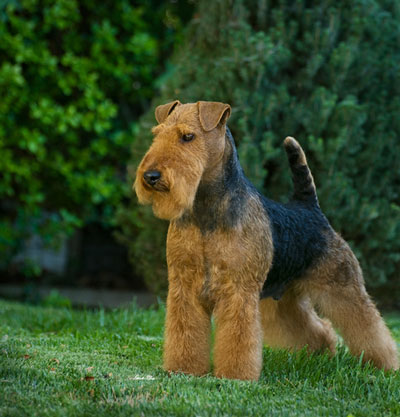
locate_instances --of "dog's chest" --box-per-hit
[199,228,271,303]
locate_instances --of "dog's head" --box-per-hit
[134,100,231,220]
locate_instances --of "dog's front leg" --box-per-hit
[163,279,211,376]
[213,289,263,381]
[163,222,211,376]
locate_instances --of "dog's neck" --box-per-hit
[177,129,251,233]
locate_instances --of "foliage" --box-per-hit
[41,289,72,308]
[0,0,193,274]
[0,300,400,416]
[118,0,400,298]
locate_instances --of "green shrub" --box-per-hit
[0,0,192,273]
[118,0,400,299]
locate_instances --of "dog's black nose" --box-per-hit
[143,170,161,186]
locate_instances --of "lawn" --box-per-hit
[0,299,399,417]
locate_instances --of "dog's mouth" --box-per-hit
[141,178,170,193]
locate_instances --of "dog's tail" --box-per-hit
[283,137,319,206]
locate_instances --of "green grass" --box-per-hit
[0,300,399,417]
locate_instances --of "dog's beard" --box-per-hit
[135,167,201,221]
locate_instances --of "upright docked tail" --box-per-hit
[283,137,319,206]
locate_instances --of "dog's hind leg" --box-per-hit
[260,288,337,354]
[309,241,399,370]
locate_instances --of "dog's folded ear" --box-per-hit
[198,101,231,132]
[155,100,181,124]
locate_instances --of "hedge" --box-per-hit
[0,0,192,276]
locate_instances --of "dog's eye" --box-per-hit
[181,133,195,142]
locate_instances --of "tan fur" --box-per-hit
[300,235,399,370]
[135,100,399,381]
[163,223,211,375]
[260,290,337,354]
[284,137,307,165]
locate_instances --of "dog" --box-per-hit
[134,100,399,380]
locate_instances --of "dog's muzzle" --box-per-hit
[143,170,161,187]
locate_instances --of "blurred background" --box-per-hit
[0,0,399,309]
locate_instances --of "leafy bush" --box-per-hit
[118,0,400,299]
[0,0,192,274]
